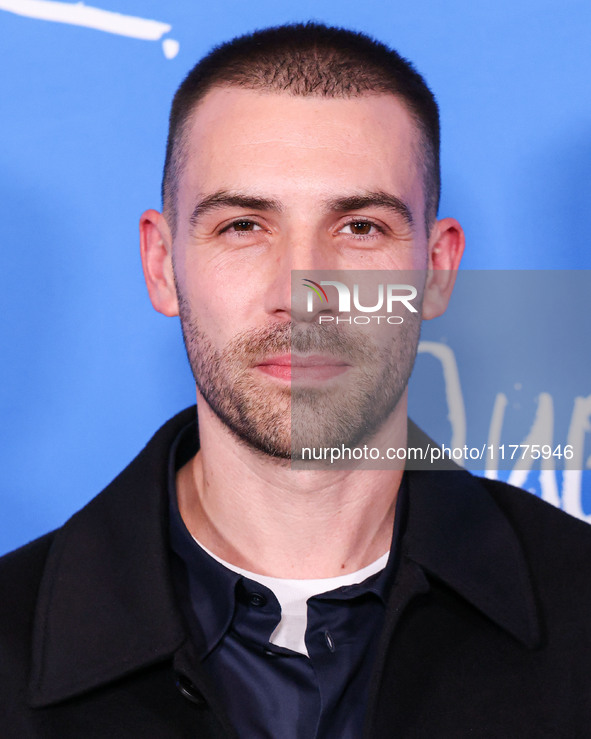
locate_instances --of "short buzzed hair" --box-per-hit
[162,22,440,235]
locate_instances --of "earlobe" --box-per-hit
[421,217,465,320]
[139,209,180,317]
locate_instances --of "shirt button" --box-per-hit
[324,630,336,652]
[175,675,207,706]
[248,592,267,607]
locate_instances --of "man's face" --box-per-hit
[170,87,430,459]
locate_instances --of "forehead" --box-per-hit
[177,87,423,214]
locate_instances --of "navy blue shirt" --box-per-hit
[168,422,405,738]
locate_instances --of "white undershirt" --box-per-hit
[192,536,389,656]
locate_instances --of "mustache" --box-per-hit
[225,322,372,363]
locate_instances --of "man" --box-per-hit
[1,22,591,738]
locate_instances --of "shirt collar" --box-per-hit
[167,422,406,655]
[167,422,241,656]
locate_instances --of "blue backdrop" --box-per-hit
[1,0,590,554]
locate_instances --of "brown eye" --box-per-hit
[350,221,372,235]
[233,220,258,231]
[341,220,378,236]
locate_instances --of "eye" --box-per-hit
[221,219,265,233]
[339,220,383,237]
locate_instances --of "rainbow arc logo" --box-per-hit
[302,278,328,303]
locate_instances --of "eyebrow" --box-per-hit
[325,191,414,228]
[189,189,414,228]
[190,191,283,226]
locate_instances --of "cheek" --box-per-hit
[223,286,269,329]
[187,285,267,342]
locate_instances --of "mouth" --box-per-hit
[255,353,351,382]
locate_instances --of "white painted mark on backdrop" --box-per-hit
[0,0,179,58]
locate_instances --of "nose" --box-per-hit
[263,231,341,323]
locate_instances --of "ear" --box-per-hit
[139,209,179,317]
[421,217,465,320]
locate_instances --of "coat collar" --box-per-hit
[402,465,541,649]
[28,408,540,707]
[28,407,198,708]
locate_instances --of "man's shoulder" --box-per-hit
[480,475,591,550]
[0,406,197,635]
[0,532,56,697]
[0,531,55,611]
[0,407,197,718]
[476,475,591,606]
[402,467,591,677]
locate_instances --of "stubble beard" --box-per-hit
[178,296,422,461]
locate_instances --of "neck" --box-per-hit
[176,395,407,579]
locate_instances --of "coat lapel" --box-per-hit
[28,407,198,707]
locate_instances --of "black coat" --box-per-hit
[2,406,591,737]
